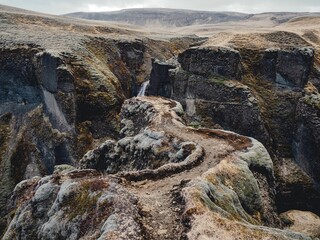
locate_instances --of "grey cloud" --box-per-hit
[0,0,320,14]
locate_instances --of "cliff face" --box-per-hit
[294,93,320,183]
[151,45,315,156]
[2,4,320,240]
[4,97,320,240]
[0,7,200,233]
[147,33,320,216]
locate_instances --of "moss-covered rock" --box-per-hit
[2,170,143,240]
[182,144,312,240]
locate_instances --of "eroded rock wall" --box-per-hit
[0,35,196,233]
[147,45,320,215]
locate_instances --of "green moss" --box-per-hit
[188,121,202,129]
[188,73,229,86]
[65,184,102,220]
[65,178,111,221]
[207,75,229,84]
[303,94,320,109]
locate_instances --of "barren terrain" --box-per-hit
[1,4,320,240]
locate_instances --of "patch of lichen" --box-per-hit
[199,185,257,225]
[302,93,320,109]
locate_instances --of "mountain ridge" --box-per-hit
[64,8,320,27]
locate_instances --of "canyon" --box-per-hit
[1,4,320,240]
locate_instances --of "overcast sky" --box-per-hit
[0,0,320,15]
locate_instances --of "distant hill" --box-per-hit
[0,4,43,15]
[64,8,320,27]
[64,8,250,27]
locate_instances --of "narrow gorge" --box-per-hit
[1,4,320,240]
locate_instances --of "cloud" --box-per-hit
[1,0,320,14]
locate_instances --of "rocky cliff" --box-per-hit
[1,3,320,240]
[0,5,200,233]
[3,97,320,239]
[147,32,320,217]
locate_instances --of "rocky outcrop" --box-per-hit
[0,48,76,228]
[235,45,320,219]
[147,47,269,147]
[80,97,205,179]
[182,169,314,240]
[181,139,319,239]
[178,47,242,78]
[165,46,315,156]
[143,45,312,157]
[79,97,320,239]
[258,47,314,88]
[147,58,178,97]
[80,97,306,239]
[239,47,315,158]
[147,47,268,147]
[182,151,313,240]
[169,70,271,146]
[3,167,143,240]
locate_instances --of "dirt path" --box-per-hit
[122,103,250,239]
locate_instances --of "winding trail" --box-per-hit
[118,97,252,239]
